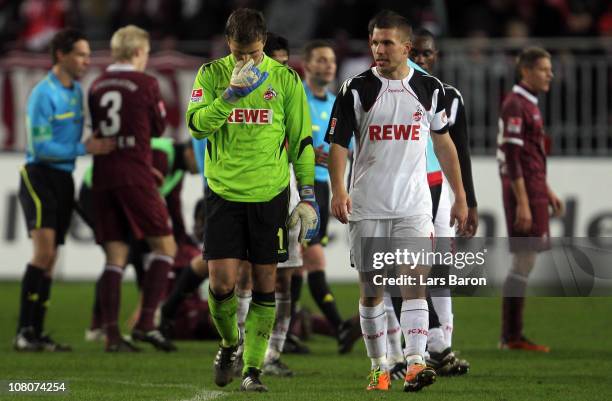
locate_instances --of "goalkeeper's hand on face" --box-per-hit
[222,59,269,103]
[288,185,320,245]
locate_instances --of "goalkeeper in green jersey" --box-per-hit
[186,8,318,393]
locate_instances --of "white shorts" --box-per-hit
[349,215,435,272]
[278,168,302,269]
[434,177,455,253]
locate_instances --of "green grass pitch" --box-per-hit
[1,281,611,401]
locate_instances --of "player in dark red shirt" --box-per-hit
[497,47,564,352]
[88,25,176,352]
[80,139,200,345]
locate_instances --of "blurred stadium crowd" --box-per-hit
[0,0,610,157]
[1,0,611,53]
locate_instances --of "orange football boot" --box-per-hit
[403,363,436,392]
[366,367,391,391]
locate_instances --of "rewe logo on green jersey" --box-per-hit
[227,108,273,124]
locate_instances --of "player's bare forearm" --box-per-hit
[511,177,530,206]
[433,132,467,230]
[546,183,557,199]
[328,143,351,224]
[546,182,564,217]
[328,144,348,194]
[512,177,533,232]
[431,132,466,202]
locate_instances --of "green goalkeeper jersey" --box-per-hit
[186,54,314,202]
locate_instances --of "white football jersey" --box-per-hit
[326,67,448,221]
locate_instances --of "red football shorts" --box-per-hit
[93,185,172,244]
[502,179,550,253]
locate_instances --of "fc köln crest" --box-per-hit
[413,106,423,122]
[263,86,277,100]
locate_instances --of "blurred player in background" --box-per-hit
[408,28,476,376]
[261,32,303,377]
[327,11,467,392]
[130,138,200,343]
[264,32,289,64]
[80,138,199,348]
[89,25,176,352]
[301,39,361,354]
[186,9,317,392]
[15,28,115,352]
[497,47,563,352]
[160,127,210,339]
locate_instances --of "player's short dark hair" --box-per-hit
[50,28,87,64]
[517,47,551,69]
[516,46,551,79]
[224,8,267,44]
[413,28,435,42]
[264,32,289,56]
[303,40,333,62]
[367,10,412,41]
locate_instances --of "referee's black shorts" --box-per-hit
[18,163,75,245]
[203,186,289,265]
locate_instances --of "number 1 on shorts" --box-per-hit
[277,228,284,251]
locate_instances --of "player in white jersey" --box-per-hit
[326,11,467,392]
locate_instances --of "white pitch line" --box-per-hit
[67,377,195,389]
[66,377,226,401]
[179,389,226,401]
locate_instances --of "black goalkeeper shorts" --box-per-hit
[203,187,289,265]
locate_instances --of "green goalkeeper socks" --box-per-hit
[243,291,276,373]
[208,288,239,347]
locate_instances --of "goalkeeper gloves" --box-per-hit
[288,185,320,244]
[222,59,269,103]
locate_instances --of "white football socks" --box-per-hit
[359,302,388,369]
[427,327,447,354]
[430,288,454,348]
[265,292,292,363]
[401,298,429,365]
[383,295,404,365]
[236,289,252,342]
